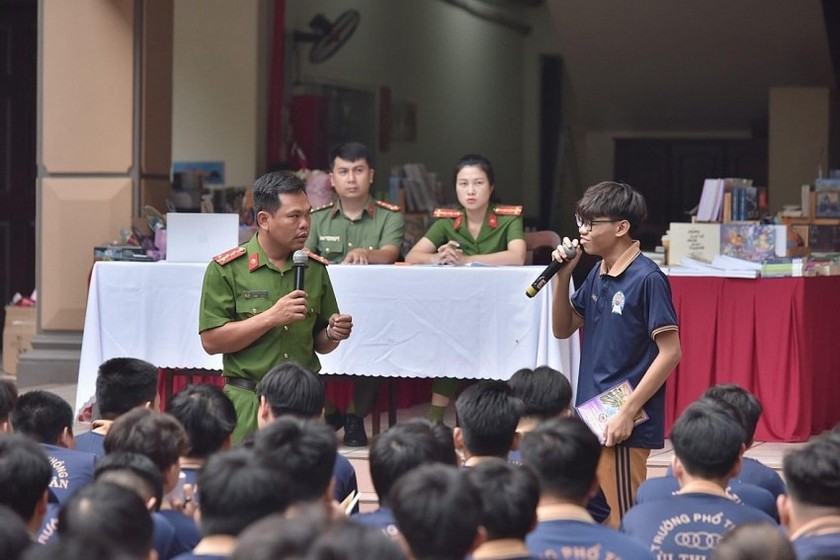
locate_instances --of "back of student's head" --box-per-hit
[0,433,51,522]
[577,181,647,237]
[22,535,140,560]
[257,362,325,419]
[10,390,74,445]
[58,481,153,559]
[306,521,406,560]
[96,357,158,419]
[702,384,762,446]
[198,447,291,536]
[507,366,572,420]
[254,417,336,503]
[455,380,521,458]
[464,458,539,542]
[166,383,236,458]
[103,407,190,474]
[0,379,18,429]
[369,421,448,505]
[329,141,373,169]
[671,399,745,479]
[390,463,482,560]
[0,504,30,560]
[712,522,795,560]
[520,416,601,501]
[233,512,327,560]
[94,451,163,511]
[783,435,840,510]
[403,418,458,466]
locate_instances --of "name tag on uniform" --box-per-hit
[320,235,340,242]
[243,290,269,299]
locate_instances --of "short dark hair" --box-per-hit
[713,522,796,560]
[0,504,30,560]
[455,380,521,458]
[166,384,236,458]
[197,448,291,536]
[22,535,140,560]
[329,142,374,169]
[464,458,539,541]
[95,358,158,419]
[670,399,745,479]
[94,452,163,511]
[0,380,17,424]
[306,521,405,560]
[405,418,459,466]
[507,366,572,420]
[390,463,482,560]
[520,417,601,500]
[702,384,762,445]
[369,421,447,505]
[233,508,330,560]
[256,362,325,419]
[103,408,190,473]
[253,417,336,503]
[58,482,153,559]
[253,171,306,215]
[783,435,840,509]
[0,434,51,521]
[10,390,74,445]
[453,154,495,187]
[576,181,647,237]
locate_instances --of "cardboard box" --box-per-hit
[3,306,37,375]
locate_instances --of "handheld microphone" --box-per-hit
[525,244,577,298]
[292,250,308,291]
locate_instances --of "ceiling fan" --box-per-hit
[293,10,361,64]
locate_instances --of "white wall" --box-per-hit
[172,0,263,187]
[288,0,529,207]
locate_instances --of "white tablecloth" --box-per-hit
[75,262,579,414]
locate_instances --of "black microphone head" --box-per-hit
[292,250,309,266]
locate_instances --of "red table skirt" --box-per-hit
[666,276,840,442]
[157,372,434,413]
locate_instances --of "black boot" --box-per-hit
[343,413,368,447]
[324,410,345,432]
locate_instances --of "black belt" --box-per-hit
[225,377,258,392]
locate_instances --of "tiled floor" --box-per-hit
[5,375,802,513]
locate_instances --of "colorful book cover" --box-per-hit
[575,380,648,444]
[720,224,778,262]
[815,179,840,218]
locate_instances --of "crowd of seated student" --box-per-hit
[8,362,840,560]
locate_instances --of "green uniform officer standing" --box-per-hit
[405,154,526,423]
[199,171,352,443]
[303,142,404,447]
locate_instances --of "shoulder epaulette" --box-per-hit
[433,208,462,219]
[375,200,401,212]
[304,248,330,266]
[310,202,335,214]
[493,205,523,217]
[213,246,246,265]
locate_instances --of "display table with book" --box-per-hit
[74,261,580,416]
[665,275,840,442]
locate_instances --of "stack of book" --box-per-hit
[695,178,766,222]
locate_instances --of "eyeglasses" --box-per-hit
[574,214,620,232]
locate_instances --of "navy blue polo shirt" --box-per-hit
[636,476,779,521]
[621,492,777,557]
[571,243,678,448]
[792,532,840,559]
[665,457,786,500]
[41,443,97,504]
[351,506,401,541]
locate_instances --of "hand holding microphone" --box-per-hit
[525,238,580,298]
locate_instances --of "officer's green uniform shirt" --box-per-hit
[199,233,339,440]
[305,197,405,263]
[424,206,524,255]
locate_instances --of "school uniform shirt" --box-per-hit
[571,242,678,449]
[333,454,359,512]
[74,430,106,458]
[665,457,786,500]
[526,503,654,560]
[158,509,201,558]
[636,476,779,521]
[306,198,405,263]
[170,554,228,560]
[789,516,840,560]
[351,506,401,540]
[621,492,777,559]
[40,443,97,504]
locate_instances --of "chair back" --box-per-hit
[525,230,562,265]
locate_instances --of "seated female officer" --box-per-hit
[405,154,526,422]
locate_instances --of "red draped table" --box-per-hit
[665,276,840,442]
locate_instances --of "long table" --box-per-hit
[666,275,840,442]
[75,262,580,415]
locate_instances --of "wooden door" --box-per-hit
[0,0,37,335]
